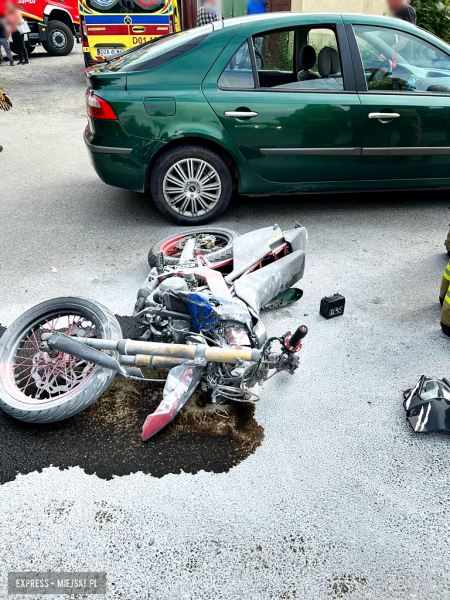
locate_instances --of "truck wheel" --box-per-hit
[11,41,35,55]
[42,21,74,56]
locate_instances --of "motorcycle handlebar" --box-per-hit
[290,325,308,348]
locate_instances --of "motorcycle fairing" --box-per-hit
[284,227,308,253]
[225,225,285,281]
[141,364,203,441]
[234,249,306,315]
[403,375,450,433]
[181,293,252,333]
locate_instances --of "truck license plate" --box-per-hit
[97,48,123,56]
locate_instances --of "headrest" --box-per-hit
[299,44,316,71]
[318,47,340,77]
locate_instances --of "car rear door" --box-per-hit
[345,17,450,181]
[202,17,363,184]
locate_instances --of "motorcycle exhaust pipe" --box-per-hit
[43,332,125,374]
[59,336,261,364]
[121,340,261,363]
[120,355,187,369]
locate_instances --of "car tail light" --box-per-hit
[86,92,117,120]
[79,15,89,48]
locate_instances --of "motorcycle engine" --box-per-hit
[137,275,196,344]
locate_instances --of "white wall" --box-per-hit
[290,0,387,15]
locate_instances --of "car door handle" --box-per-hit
[224,111,259,118]
[368,112,400,119]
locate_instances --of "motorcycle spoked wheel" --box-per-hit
[0,297,122,423]
[148,227,239,268]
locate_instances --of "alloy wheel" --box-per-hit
[162,158,222,218]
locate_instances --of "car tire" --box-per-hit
[42,21,74,56]
[148,227,239,268]
[150,145,233,225]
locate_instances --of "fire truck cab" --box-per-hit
[13,0,80,56]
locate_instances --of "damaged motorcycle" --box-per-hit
[0,224,308,441]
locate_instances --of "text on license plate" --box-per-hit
[97,48,123,56]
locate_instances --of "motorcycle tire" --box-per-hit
[0,297,122,423]
[148,227,239,268]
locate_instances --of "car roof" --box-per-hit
[220,11,413,29]
[216,11,450,52]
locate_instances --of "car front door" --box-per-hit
[202,19,362,184]
[346,19,450,180]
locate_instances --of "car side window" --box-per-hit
[253,27,344,91]
[218,41,255,89]
[353,24,450,93]
[253,30,295,73]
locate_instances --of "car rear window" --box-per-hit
[106,25,213,72]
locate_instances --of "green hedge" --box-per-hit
[411,0,450,42]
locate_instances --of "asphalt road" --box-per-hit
[1,44,450,599]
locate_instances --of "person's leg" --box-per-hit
[4,39,12,63]
[0,38,13,63]
[13,32,27,63]
[20,34,28,63]
[12,32,23,63]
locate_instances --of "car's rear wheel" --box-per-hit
[150,145,232,225]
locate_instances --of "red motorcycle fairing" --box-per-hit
[141,364,204,441]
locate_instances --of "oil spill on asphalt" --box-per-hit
[0,317,264,484]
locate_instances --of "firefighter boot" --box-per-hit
[446,226,450,256]
[441,282,450,337]
[440,259,450,305]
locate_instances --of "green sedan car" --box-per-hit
[85,12,450,224]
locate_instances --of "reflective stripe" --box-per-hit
[445,290,450,304]
[85,15,170,24]
[444,262,450,281]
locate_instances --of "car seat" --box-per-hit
[297,45,319,81]
[318,47,341,78]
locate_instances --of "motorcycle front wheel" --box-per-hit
[0,297,122,423]
[148,227,239,268]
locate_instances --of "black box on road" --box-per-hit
[320,294,345,319]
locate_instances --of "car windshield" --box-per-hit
[355,26,450,71]
[107,25,213,72]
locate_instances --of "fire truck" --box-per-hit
[13,0,79,56]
